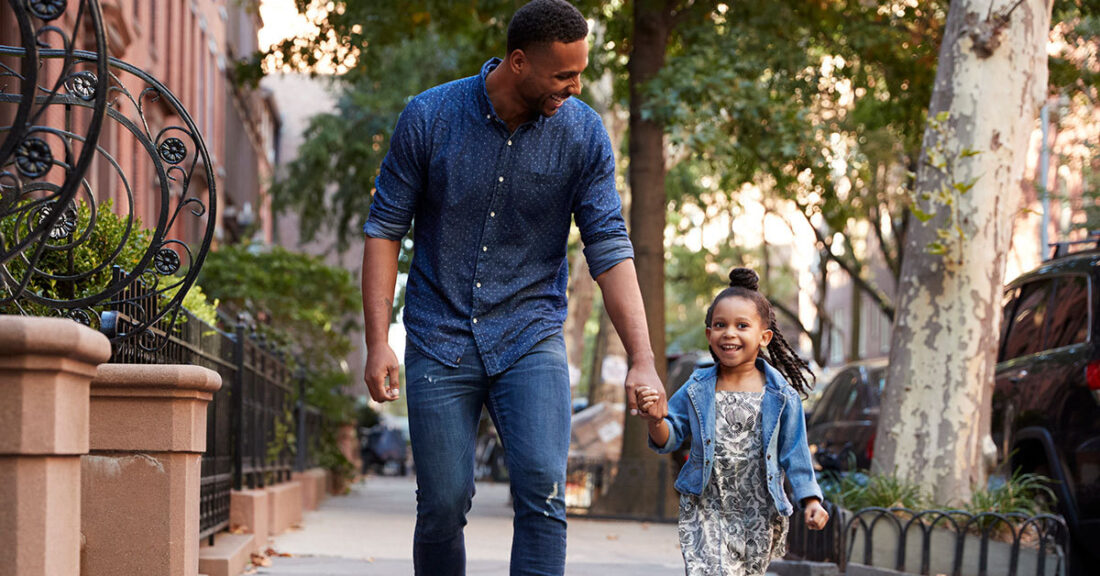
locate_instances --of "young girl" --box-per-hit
[637,267,828,576]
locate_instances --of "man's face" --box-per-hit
[516,39,588,118]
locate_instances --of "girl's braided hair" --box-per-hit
[705,267,816,397]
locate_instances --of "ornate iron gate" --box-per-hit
[0,0,216,349]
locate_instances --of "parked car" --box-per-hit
[805,359,888,472]
[991,241,1100,568]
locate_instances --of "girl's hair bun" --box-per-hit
[728,268,759,291]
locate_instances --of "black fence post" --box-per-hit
[295,368,307,472]
[232,320,245,491]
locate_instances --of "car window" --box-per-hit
[865,367,887,409]
[1002,280,1053,361]
[998,287,1019,361]
[1045,275,1090,350]
[822,370,860,422]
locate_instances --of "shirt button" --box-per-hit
[476,282,482,288]
[473,318,478,324]
[507,140,512,146]
[498,176,504,182]
[482,246,487,252]
[486,114,491,119]
[766,454,771,460]
[490,211,496,218]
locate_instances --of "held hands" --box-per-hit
[364,342,401,403]
[624,361,666,420]
[634,385,667,422]
[803,498,829,530]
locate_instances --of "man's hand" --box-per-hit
[625,361,665,419]
[365,343,401,403]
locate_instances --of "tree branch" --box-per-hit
[801,207,896,321]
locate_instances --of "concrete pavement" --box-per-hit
[258,475,686,575]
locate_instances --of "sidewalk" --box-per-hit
[259,475,686,575]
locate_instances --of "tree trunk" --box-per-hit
[874,0,1053,505]
[593,0,675,519]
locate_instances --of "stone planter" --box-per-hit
[81,364,221,576]
[0,316,111,576]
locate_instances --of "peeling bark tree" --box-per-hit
[874,0,1054,505]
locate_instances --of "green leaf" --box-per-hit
[912,205,935,223]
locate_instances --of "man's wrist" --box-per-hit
[365,333,390,348]
[628,351,657,369]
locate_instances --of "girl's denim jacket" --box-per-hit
[649,357,823,517]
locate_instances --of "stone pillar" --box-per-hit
[81,364,222,576]
[0,316,112,576]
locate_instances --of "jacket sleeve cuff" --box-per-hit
[584,236,634,279]
[794,482,824,507]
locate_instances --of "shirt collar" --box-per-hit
[477,57,548,129]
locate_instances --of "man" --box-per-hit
[361,1,666,574]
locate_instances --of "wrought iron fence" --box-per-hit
[104,272,323,542]
[233,322,295,490]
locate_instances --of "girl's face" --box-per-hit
[707,296,773,368]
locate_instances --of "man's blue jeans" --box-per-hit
[404,333,571,576]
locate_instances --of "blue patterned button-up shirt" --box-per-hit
[363,58,633,376]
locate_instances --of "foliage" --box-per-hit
[822,466,1057,518]
[820,469,929,510]
[1,199,218,323]
[266,406,296,486]
[967,470,1058,517]
[317,428,357,493]
[197,242,362,426]
[1,199,152,314]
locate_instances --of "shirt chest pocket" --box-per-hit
[504,169,573,225]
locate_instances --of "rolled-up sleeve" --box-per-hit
[572,125,633,279]
[363,98,428,240]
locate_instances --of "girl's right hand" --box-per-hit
[635,386,664,420]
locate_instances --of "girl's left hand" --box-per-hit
[803,499,829,530]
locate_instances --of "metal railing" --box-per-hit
[104,272,323,542]
[841,507,1069,576]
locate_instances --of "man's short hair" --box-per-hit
[507,0,588,54]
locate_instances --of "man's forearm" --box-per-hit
[594,259,655,366]
[362,237,401,346]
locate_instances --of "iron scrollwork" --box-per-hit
[0,0,219,350]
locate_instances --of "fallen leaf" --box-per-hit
[230,524,250,535]
[250,553,272,567]
[606,533,619,541]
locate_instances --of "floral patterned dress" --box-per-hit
[678,390,788,576]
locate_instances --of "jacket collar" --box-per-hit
[690,357,788,396]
